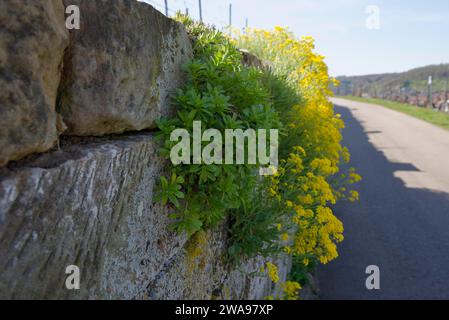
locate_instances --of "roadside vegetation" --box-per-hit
[336,63,449,94]
[155,15,361,299]
[342,96,449,130]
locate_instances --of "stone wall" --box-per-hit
[0,0,69,167]
[0,0,290,299]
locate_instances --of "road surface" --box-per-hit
[318,98,449,299]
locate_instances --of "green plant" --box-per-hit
[155,174,185,208]
[154,15,283,254]
[343,96,449,130]
[227,180,285,262]
[289,254,317,286]
[154,18,361,287]
[236,27,362,286]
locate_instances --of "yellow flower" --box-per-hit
[348,190,360,202]
[282,281,302,300]
[297,194,313,205]
[266,262,279,283]
[283,246,292,254]
[234,26,359,269]
[310,158,338,176]
[349,172,362,183]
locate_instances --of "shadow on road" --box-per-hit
[318,104,449,300]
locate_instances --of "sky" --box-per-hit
[140,0,449,77]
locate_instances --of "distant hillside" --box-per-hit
[334,64,449,98]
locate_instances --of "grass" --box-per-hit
[341,96,449,131]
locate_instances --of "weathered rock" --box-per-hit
[299,273,320,300]
[58,0,193,136]
[0,1,291,299]
[240,49,271,70]
[146,223,291,300]
[0,0,69,166]
[0,133,184,299]
[0,133,290,300]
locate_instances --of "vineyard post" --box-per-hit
[229,3,232,30]
[445,76,448,103]
[164,0,168,16]
[198,0,203,22]
[228,3,232,34]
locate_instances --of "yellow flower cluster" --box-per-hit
[293,206,344,264]
[266,262,279,283]
[236,27,361,267]
[310,158,338,176]
[235,27,336,103]
[265,280,302,300]
[282,281,302,300]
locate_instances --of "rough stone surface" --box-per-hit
[147,224,291,300]
[0,1,291,300]
[0,133,180,299]
[240,49,265,69]
[0,134,290,299]
[0,0,69,166]
[299,273,320,300]
[58,0,193,136]
[239,49,272,71]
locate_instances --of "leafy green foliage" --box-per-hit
[154,15,284,251]
[155,174,185,208]
[227,182,286,263]
[154,16,356,276]
[288,255,317,286]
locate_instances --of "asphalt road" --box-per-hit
[318,98,449,299]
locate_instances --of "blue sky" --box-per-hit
[140,0,449,77]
